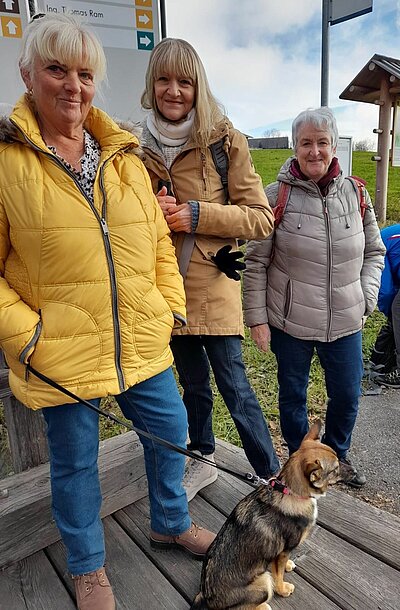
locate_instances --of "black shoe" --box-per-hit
[339,458,366,488]
[377,368,400,388]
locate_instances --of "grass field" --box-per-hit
[98,149,399,448]
[212,149,398,450]
[251,148,400,224]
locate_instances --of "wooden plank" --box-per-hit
[0,431,148,568]
[0,369,12,399]
[294,525,400,610]
[117,491,340,609]
[0,551,75,609]
[116,495,224,601]
[3,395,48,473]
[318,490,400,569]
[46,516,189,609]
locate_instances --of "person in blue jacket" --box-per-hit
[377,224,400,387]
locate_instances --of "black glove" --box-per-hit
[211,245,246,281]
[157,179,174,196]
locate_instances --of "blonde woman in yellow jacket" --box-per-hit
[0,15,214,610]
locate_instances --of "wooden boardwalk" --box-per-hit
[1,437,399,610]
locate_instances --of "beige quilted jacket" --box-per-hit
[243,157,385,342]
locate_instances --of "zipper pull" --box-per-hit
[201,152,207,181]
[100,218,109,235]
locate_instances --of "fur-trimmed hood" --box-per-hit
[0,114,19,143]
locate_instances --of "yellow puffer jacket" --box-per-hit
[0,97,186,409]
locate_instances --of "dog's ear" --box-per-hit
[302,419,322,443]
[306,459,326,488]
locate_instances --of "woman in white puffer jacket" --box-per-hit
[243,107,385,488]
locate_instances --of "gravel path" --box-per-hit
[337,387,400,516]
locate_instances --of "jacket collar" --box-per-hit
[278,155,343,193]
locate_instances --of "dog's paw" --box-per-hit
[276,581,295,597]
[255,603,272,610]
[285,559,296,572]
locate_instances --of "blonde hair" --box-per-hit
[19,13,107,84]
[141,38,224,148]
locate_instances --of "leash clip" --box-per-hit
[245,473,269,486]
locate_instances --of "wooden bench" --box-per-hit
[1,352,399,609]
[1,437,399,609]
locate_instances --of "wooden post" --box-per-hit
[374,74,392,222]
[0,352,48,474]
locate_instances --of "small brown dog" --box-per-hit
[190,420,339,610]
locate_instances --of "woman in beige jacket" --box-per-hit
[141,38,280,500]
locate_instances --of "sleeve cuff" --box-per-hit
[173,312,187,328]
[188,200,200,233]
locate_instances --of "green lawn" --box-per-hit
[213,149,398,448]
[99,150,398,447]
[251,148,400,224]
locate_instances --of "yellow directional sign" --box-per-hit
[1,15,22,37]
[136,0,152,6]
[135,8,153,30]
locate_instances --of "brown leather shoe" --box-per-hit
[150,522,216,560]
[72,567,115,610]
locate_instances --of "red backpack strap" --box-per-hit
[273,182,291,227]
[347,175,368,221]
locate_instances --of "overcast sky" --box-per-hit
[164,0,399,145]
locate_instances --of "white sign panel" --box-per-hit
[336,136,353,176]
[43,0,157,50]
[37,0,161,121]
[330,0,373,26]
[392,101,400,168]
[0,0,30,107]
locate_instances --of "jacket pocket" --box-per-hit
[28,302,102,383]
[19,321,42,364]
[283,280,293,321]
[133,286,174,360]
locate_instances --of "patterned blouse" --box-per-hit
[48,130,101,204]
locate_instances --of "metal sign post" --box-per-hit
[320,0,373,106]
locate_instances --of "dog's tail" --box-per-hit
[190,592,208,609]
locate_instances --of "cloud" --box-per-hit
[166,0,399,144]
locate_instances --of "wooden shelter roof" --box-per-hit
[339,53,400,103]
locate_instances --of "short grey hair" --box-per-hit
[292,107,339,151]
[19,13,107,84]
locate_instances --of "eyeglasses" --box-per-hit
[30,13,46,23]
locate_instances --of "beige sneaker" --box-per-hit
[183,451,218,501]
[72,567,115,610]
[150,522,216,559]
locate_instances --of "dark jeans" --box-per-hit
[270,326,363,459]
[392,290,400,368]
[171,335,280,477]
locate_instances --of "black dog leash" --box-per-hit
[27,364,266,487]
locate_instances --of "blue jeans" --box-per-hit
[270,327,363,458]
[171,335,280,477]
[42,367,190,576]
